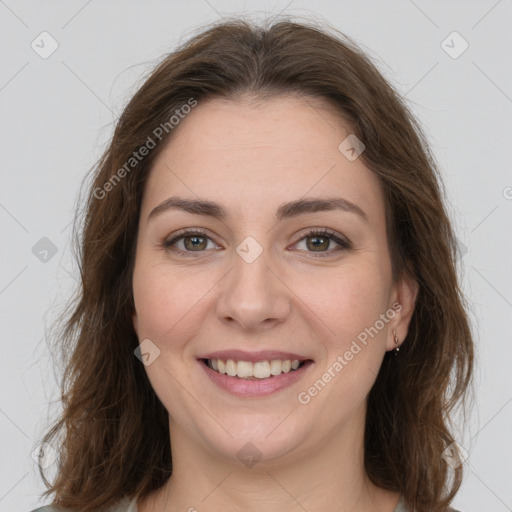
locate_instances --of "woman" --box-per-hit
[32,16,473,512]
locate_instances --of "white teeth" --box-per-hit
[207,358,303,379]
[236,361,253,378]
[269,360,282,375]
[253,361,271,379]
[225,359,237,377]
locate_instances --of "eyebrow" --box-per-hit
[148,196,369,224]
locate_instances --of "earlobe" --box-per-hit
[388,274,419,351]
[392,329,400,354]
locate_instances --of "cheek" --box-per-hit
[293,260,391,343]
[293,266,391,428]
[132,257,211,342]
[303,274,390,396]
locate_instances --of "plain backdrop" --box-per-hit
[1,1,511,511]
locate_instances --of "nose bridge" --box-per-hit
[215,238,290,330]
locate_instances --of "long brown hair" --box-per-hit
[38,16,474,512]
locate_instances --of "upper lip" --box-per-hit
[198,350,311,363]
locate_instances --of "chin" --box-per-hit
[198,413,313,467]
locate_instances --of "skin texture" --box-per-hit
[132,95,418,512]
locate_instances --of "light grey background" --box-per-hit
[1,1,511,511]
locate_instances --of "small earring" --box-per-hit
[393,329,400,356]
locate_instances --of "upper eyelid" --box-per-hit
[164,228,218,246]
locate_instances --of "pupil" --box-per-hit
[185,236,206,250]
[308,236,328,251]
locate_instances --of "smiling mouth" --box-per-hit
[201,358,311,380]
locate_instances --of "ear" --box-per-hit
[386,273,418,351]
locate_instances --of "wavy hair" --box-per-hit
[38,16,474,512]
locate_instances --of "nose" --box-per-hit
[215,245,291,332]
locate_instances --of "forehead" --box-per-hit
[142,95,385,224]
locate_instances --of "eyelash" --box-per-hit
[162,228,351,258]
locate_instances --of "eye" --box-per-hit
[162,227,351,258]
[163,229,219,257]
[292,228,351,257]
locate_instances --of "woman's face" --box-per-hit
[132,94,416,466]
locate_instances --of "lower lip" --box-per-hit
[199,360,314,398]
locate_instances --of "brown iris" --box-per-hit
[183,235,208,251]
[306,235,330,252]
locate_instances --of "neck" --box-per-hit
[138,408,400,512]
